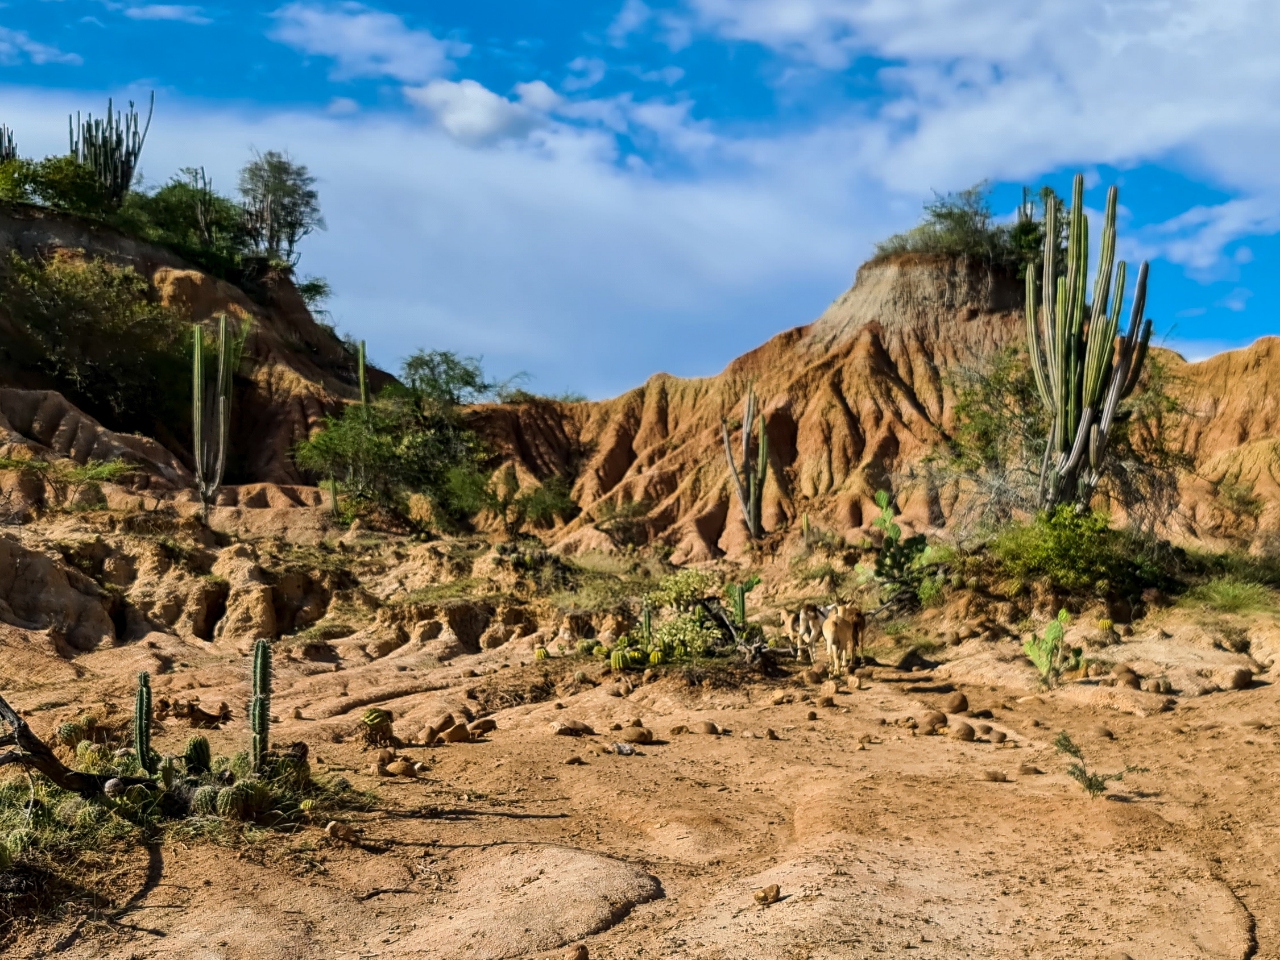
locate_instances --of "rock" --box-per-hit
[692,720,720,735]
[754,884,781,905]
[442,724,472,743]
[292,707,304,720]
[820,680,839,697]
[377,748,397,766]
[104,778,126,798]
[606,686,624,698]
[385,760,416,777]
[1220,667,1254,691]
[817,696,835,708]
[989,730,1007,744]
[771,691,794,705]
[432,713,457,733]
[942,692,969,713]
[564,756,586,765]
[920,710,947,729]
[565,946,589,960]
[421,726,438,745]
[981,770,1008,782]
[610,742,637,756]
[325,821,359,842]
[740,730,755,739]
[619,726,653,744]
[806,710,818,721]
[948,721,975,742]
[629,718,643,727]
[765,728,780,740]
[1117,673,1142,690]
[803,668,825,685]
[975,723,992,736]
[610,722,623,731]
[1092,725,1115,740]
[669,724,689,736]
[469,717,498,734]
[1017,763,1043,776]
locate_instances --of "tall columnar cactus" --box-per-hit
[1026,174,1152,511]
[134,672,154,775]
[721,385,769,539]
[68,92,153,206]
[192,314,238,521]
[249,638,271,774]
[357,340,369,408]
[640,605,652,643]
[0,126,16,165]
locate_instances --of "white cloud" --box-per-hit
[563,56,607,93]
[1218,287,1253,312]
[404,79,544,146]
[0,27,82,66]
[607,0,652,46]
[124,5,212,24]
[270,2,469,83]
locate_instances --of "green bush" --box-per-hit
[0,251,187,434]
[646,569,714,611]
[1181,577,1275,615]
[873,183,1042,271]
[993,506,1162,596]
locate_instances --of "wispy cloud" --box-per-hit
[0,27,82,66]
[124,5,212,24]
[269,2,469,83]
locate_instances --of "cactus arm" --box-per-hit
[192,324,205,495]
[212,313,231,492]
[135,672,154,774]
[721,418,751,527]
[358,340,368,408]
[1025,268,1052,409]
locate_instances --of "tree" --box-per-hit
[238,150,325,266]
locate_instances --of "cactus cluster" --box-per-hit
[135,672,155,775]
[68,92,153,206]
[184,735,211,775]
[1026,174,1152,512]
[249,639,271,775]
[192,313,240,521]
[0,125,15,165]
[191,784,220,816]
[721,385,770,539]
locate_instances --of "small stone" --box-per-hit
[1118,673,1142,690]
[610,722,623,731]
[981,769,1008,782]
[740,730,755,739]
[920,710,947,728]
[989,730,1007,744]
[554,702,567,710]
[104,778,125,798]
[292,707,304,720]
[806,710,818,721]
[692,720,720,735]
[385,760,416,777]
[948,721,975,742]
[325,821,358,842]
[754,884,781,905]
[817,696,835,709]
[975,723,992,736]
[607,686,624,698]
[669,724,689,736]
[377,748,397,766]
[1018,762,1043,776]
[619,726,653,744]
[1092,725,1115,740]
[803,668,824,685]
[765,728,780,741]
[1029,718,1042,728]
[469,717,498,734]
[630,718,643,727]
[772,692,794,705]
[1222,667,1253,691]
[442,724,472,743]
[564,756,586,765]
[564,946,589,960]
[942,692,969,713]
[820,680,839,697]
[610,742,637,756]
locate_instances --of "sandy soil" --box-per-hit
[4,611,1277,960]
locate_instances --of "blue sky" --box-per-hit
[2,1,1278,397]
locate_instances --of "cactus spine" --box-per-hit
[250,639,271,774]
[0,125,15,165]
[1026,173,1152,511]
[134,672,154,774]
[68,92,153,206]
[192,313,238,521]
[721,385,769,539]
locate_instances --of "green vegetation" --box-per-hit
[1022,609,1080,688]
[1180,577,1275,615]
[69,94,152,207]
[0,455,132,511]
[192,313,247,520]
[721,385,770,540]
[1025,174,1153,512]
[1054,731,1146,799]
[250,639,271,774]
[133,672,155,775]
[0,251,187,435]
[855,490,947,612]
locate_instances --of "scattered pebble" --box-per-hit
[564,756,586,765]
[669,724,689,736]
[806,711,818,721]
[692,720,720,735]
[754,884,781,905]
[1018,763,1043,776]
[817,696,835,709]
[292,707,304,720]
[619,726,653,745]
[989,730,1007,744]
[981,770,1009,783]
[765,728,780,741]
[564,946,589,960]
[948,721,975,742]
[975,723,992,736]
[610,743,637,756]
[942,692,969,713]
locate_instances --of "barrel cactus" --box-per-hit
[649,649,665,666]
[576,638,595,655]
[215,783,248,819]
[610,649,628,672]
[183,735,211,774]
[361,707,396,746]
[534,646,549,660]
[57,721,88,748]
[191,785,220,816]
[626,648,646,667]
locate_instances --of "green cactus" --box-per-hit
[68,92,153,205]
[215,783,247,819]
[534,646,549,661]
[192,313,244,521]
[183,735,211,775]
[725,577,760,627]
[610,649,628,672]
[801,512,811,546]
[57,721,88,748]
[1023,609,1078,687]
[721,384,770,539]
[360,707,395,746]
[191,785,219,816]
[641,605,652,643]
[250,639,272,775]
[1026,174,1153,511]
[648,649,665,666]
[0,125,15,165]
[134,671,155,775]
[626,648,646,667]
[357,339,369,408]
[576,638,596,656]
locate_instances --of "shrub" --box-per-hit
[1180,577,1275,615]
[646,569,714,611]
[651,612,721,658]
[873,183,1036,270]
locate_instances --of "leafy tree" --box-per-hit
[0,156,111,217]
[238,150,324,265]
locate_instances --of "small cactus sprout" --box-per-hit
[134,672,155,774]
[576,638,595,656]
[191,785,219,816]
[1097,618,1114,633]
[184,735,211,774]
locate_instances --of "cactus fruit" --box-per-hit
[1026,174,1153,511]
[184,735,211,774]
[134,672,155,775]
[250,639,271,774]
[191,785,219,816]
[722,385,770,539]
